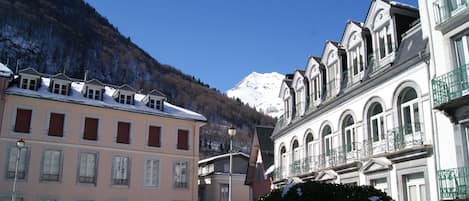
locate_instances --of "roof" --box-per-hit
[198,152,249,164]
[51,73,72,81]
[147,89,166,97]
[256,126,274,169]
[117,84,136,92]
[6,77,207,122]
[18,67,41,76]
[85,79,105,87]
[0,63,13,78]
[393,23,427,65]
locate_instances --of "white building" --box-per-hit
[418,0,469,200]
[272,1,440,201]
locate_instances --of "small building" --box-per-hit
[245,126,275,201]
[198,152,250,201]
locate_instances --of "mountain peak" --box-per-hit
[227,72,285,118]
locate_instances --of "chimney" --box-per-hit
[84,70,88,81]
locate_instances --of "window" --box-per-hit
[156,100,162,110]
[220,184,229,201]
[343,115,356,152]
[371,178,389,195]
[369,103,385,142]
[20,78,36,90]
[119,94,125,104]
[144,159,160,187]
[376,25,393,59]
[7,146,29,179]
[119,94,133,105]
[126,95,132,104]
[280,146,287,178]
[349,45,364,77]
[398,88,421,135]
[405,173,426,201]
[149,99,155,108]
[48,113,65,137]
[148,126,161,147]
[292,140,300,164]
[454,33,469,67]
[87,89,101,100]
[322,126,332,156]
[311,76,320,101]
[174,161,188,188]
[177,129,189,150]
[41,150,62,181]
[83,117,99,141]
[326,63,337,97]
[112,156,130,186]
[296,78,305,115]
[78,153,97,184]
[116,121,131,144]
[14,108,32,133]
[52,83,67,95]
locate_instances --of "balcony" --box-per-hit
[433,0,469,26]
[432,64,469,108]
[438,165,469,200]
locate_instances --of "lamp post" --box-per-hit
[12,138,25,201]
[227,125,236,201]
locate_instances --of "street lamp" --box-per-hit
[12,138,25,201]
[227,125,236,201]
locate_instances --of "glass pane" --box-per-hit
[413,103,421,132]
[387,33,393,54]
[372,119,379,142]
[380,116,385,140]
[455,38,466,67]
[346,130,352,152]
[403,106,412,135]
[326,138,331,156]
[419,184,427,201]
[408,185,418,201]
[379,34,386,59]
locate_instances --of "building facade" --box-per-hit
[0,66,206,201]
[198,152,250,201]
[245,126,274,201]
[272,1,440,201]
[418,0,469,200]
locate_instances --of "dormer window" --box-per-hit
[350,44,364,76]
[377,24,393,59]
[118,94,133,105]
[156,100,162,110]
[52,83,68,95]
[144,89,166,111]
[87,89,101,100]
[21,78,36,90]
[312,76,320,101]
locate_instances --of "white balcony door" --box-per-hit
[281,153,288,178]
[406,173,426,201]
[400,99,421,144]
[371,113,386,153]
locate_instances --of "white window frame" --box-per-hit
[111,155,130,186]
[405,173,426,201]
[173,160,189,189]
[20,77,36,90]
[344,124,356,152]
[40,149,63,182]
[370,113,386,142]
[144,158,160,188]
[77,152,98,184]
[376,24,394,60]
[311,76,320,102]
[6,145,29,180]
[371,177,389,195]
[453,33,469,67]
[400,98,421,135]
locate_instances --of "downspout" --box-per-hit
[422,0,441,199]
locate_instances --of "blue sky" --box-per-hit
[84,0,419,92]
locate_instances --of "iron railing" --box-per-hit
[433,0,469,25]
[438,165,469,200]
[432,64,469,106]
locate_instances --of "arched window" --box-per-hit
[398,87,421,135]
[322,125,333,156]
[342,115,356,152]
[368,102,385,142]
[292,140,300,162]
[305,133,314,158]
[280,146,287,177]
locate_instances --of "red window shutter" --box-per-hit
[177,129,189,150]
[117,122,130,144]
[148,126,161,147]
[83,117,99,141]
[48,113,65,137]
[14,109,32,133]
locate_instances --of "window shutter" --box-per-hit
[48,113,65,137]
[14,109,32,133]
[177,130,189,150]
[83,118,99,141]
[116,122,130,144]
[148,126,161,147]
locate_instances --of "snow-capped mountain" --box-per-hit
[227,72,285,118]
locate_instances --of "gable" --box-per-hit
[321,41,341,65]
[361,157,392,174]
[341,21,364,50]
[291,71,305,90]
[279,81,292,99]
[316,170,338,181]
[364,0,392,31]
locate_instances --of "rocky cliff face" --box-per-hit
[0,0,274,158]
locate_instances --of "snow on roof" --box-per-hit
[389,1,418,10]
[6,77,207,122]
[198,152,249,164]
[0,63,13,78]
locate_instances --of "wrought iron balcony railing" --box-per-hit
[432,64,469,106]
[438,165,469,200]
[433,0,469,25]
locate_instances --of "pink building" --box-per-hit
[0,64,206,201]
